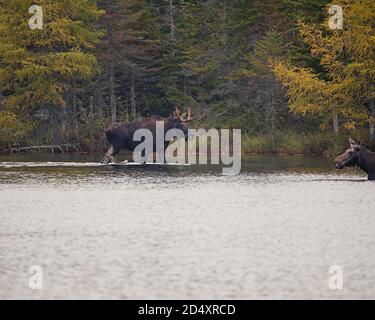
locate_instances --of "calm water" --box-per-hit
[0,154,374,299]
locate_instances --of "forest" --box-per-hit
[0,0,374,155]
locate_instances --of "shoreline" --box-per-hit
[1,132,371,158]
[0,150,329,157]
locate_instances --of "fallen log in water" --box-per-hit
[8,144,79,154]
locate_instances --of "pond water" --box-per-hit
[0,154,374,299]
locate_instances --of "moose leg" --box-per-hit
[102,146,116,164]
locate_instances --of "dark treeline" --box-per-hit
[0,0,374,154]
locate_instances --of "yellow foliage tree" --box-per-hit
[0,0,103,144]
[0,111,25,148]
[274,0,375,137]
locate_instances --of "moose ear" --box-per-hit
[349,137,356,146]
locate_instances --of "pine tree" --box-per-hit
[177,0,262,127]
[96,0,162,122]
[244,31,289,149]
[154,0,199,113]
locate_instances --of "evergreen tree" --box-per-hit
[244,31,289,148]
[97,0,162,122]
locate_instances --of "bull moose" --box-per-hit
[102,108,194,164]
[333,138,375,180]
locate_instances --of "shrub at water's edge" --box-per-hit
[242,131,371,156]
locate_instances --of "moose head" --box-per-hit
[333,138,361,169]
[173,107,195,140]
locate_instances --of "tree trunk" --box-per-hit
[0,91,4,110]
[88,96,96,151]
[109,64,116,124]
[94,86,105,118]
[223,0,228,58]
[72,88,78,140]
[89,95,95,117]
[223,0,235,116]
[125,106,129,122]
[369,99,375,143]
[106,0,116,124]
[53,108,62,145]
[130,72,137,120]
[270,90,276,152]
[169,0,176,49]
[332,111,339,135]
[183,77,191,97]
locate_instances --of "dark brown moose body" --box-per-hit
[102,109,193,164]
[333,138,375,180]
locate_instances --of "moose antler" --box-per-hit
[180,108,195,122]
[175,107,181,118]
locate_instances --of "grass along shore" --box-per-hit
[242,132,371,157]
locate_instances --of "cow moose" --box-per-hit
[333,138,375,180]
[102,108,194,164]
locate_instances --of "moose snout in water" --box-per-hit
[333,138,375,180]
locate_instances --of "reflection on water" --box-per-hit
[0,154,373,299]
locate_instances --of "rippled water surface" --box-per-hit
[0,154,374,299]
